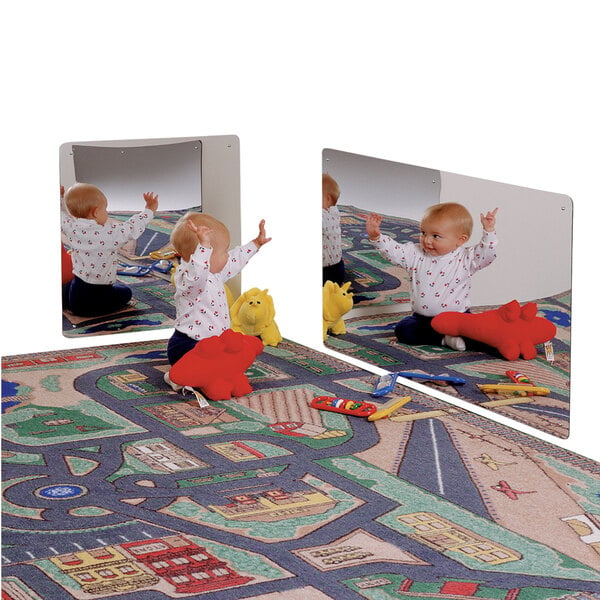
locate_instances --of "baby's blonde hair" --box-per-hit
[65,183,106,218]
[422,202,473,238]
[171,212,230,262]
[322,173,340,204]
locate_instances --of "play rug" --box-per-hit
[2,336,597,599]
[325,292,571,440]
[338,205,416,308]
[62,277,176,338]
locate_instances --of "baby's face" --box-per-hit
[419,218,467,257]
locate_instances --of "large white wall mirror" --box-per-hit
[60,135,240,338]
[322,148,572,439]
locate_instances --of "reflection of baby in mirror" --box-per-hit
[322,173,346,285]
[366,202,498,350]
[61,182,158,317]
[166,212,271,376]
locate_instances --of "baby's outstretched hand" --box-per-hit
[253,219,272,248]
[480,207,498,232]
[366,213,382,240]
[187,219,212,247]
[144,192,159,212]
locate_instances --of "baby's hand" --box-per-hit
[480,207,498,232]
[366,213,382,240]
[187,219,212,247]
[253,219,272,248]
[143,192,159,212]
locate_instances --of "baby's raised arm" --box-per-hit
[143,192,159,212]
[366,213,382,241]
[253,219,272,249]
[186,219,213,248]
[480,207,498,232]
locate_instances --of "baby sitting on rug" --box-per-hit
[164,211,271,389]
[366,202,498,351]
[61,183,158,317]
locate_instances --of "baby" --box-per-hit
[322,173,346,285]
[165,212,271,381]
[61,182,158,317]
[366,202,498,350]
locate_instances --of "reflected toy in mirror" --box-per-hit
[431,299,556,361]
[61,245,74,285]
[230,288,282,347]
[323,281,354,341]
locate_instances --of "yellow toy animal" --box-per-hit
[323,281,353,340]
[230,287,283,347]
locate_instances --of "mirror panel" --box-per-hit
[60,135,240,338]
[323,148,572,439]
[70,141,203,211]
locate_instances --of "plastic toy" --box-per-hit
[372,372,397,397]
[478,383,550,396]
[150,259,173,274]
[149,249,178,260]
[117,264,151,276]
[126,248,178,261]
[117,259,173,277]
[169,329,264,401]
[506,370,536,396]
[390,407,459,422]
[431,299,556,361]
[61,245,74,285]
[230,287,282,347]
[367,396,412,421]
[373,371,465,396]
[479,369,549,397]
[323,280,354,340]
[310,396,377,417]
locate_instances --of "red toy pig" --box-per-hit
[169,329,264,400]
[432,299,556,361]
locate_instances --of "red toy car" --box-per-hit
[310,396,377,417]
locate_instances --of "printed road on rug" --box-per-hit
[2,337,597,599]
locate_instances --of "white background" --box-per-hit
[2,2,598,461]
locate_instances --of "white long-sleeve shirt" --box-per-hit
[322,206,343,267]
[61,209,154,284]
[372,231,498,316]
[173,241,258,340]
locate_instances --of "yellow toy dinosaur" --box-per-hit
[323,280,353,340]
[230,287,283,347]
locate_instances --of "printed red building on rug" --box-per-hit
[121,535,252,594]
[397,577,521,599]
